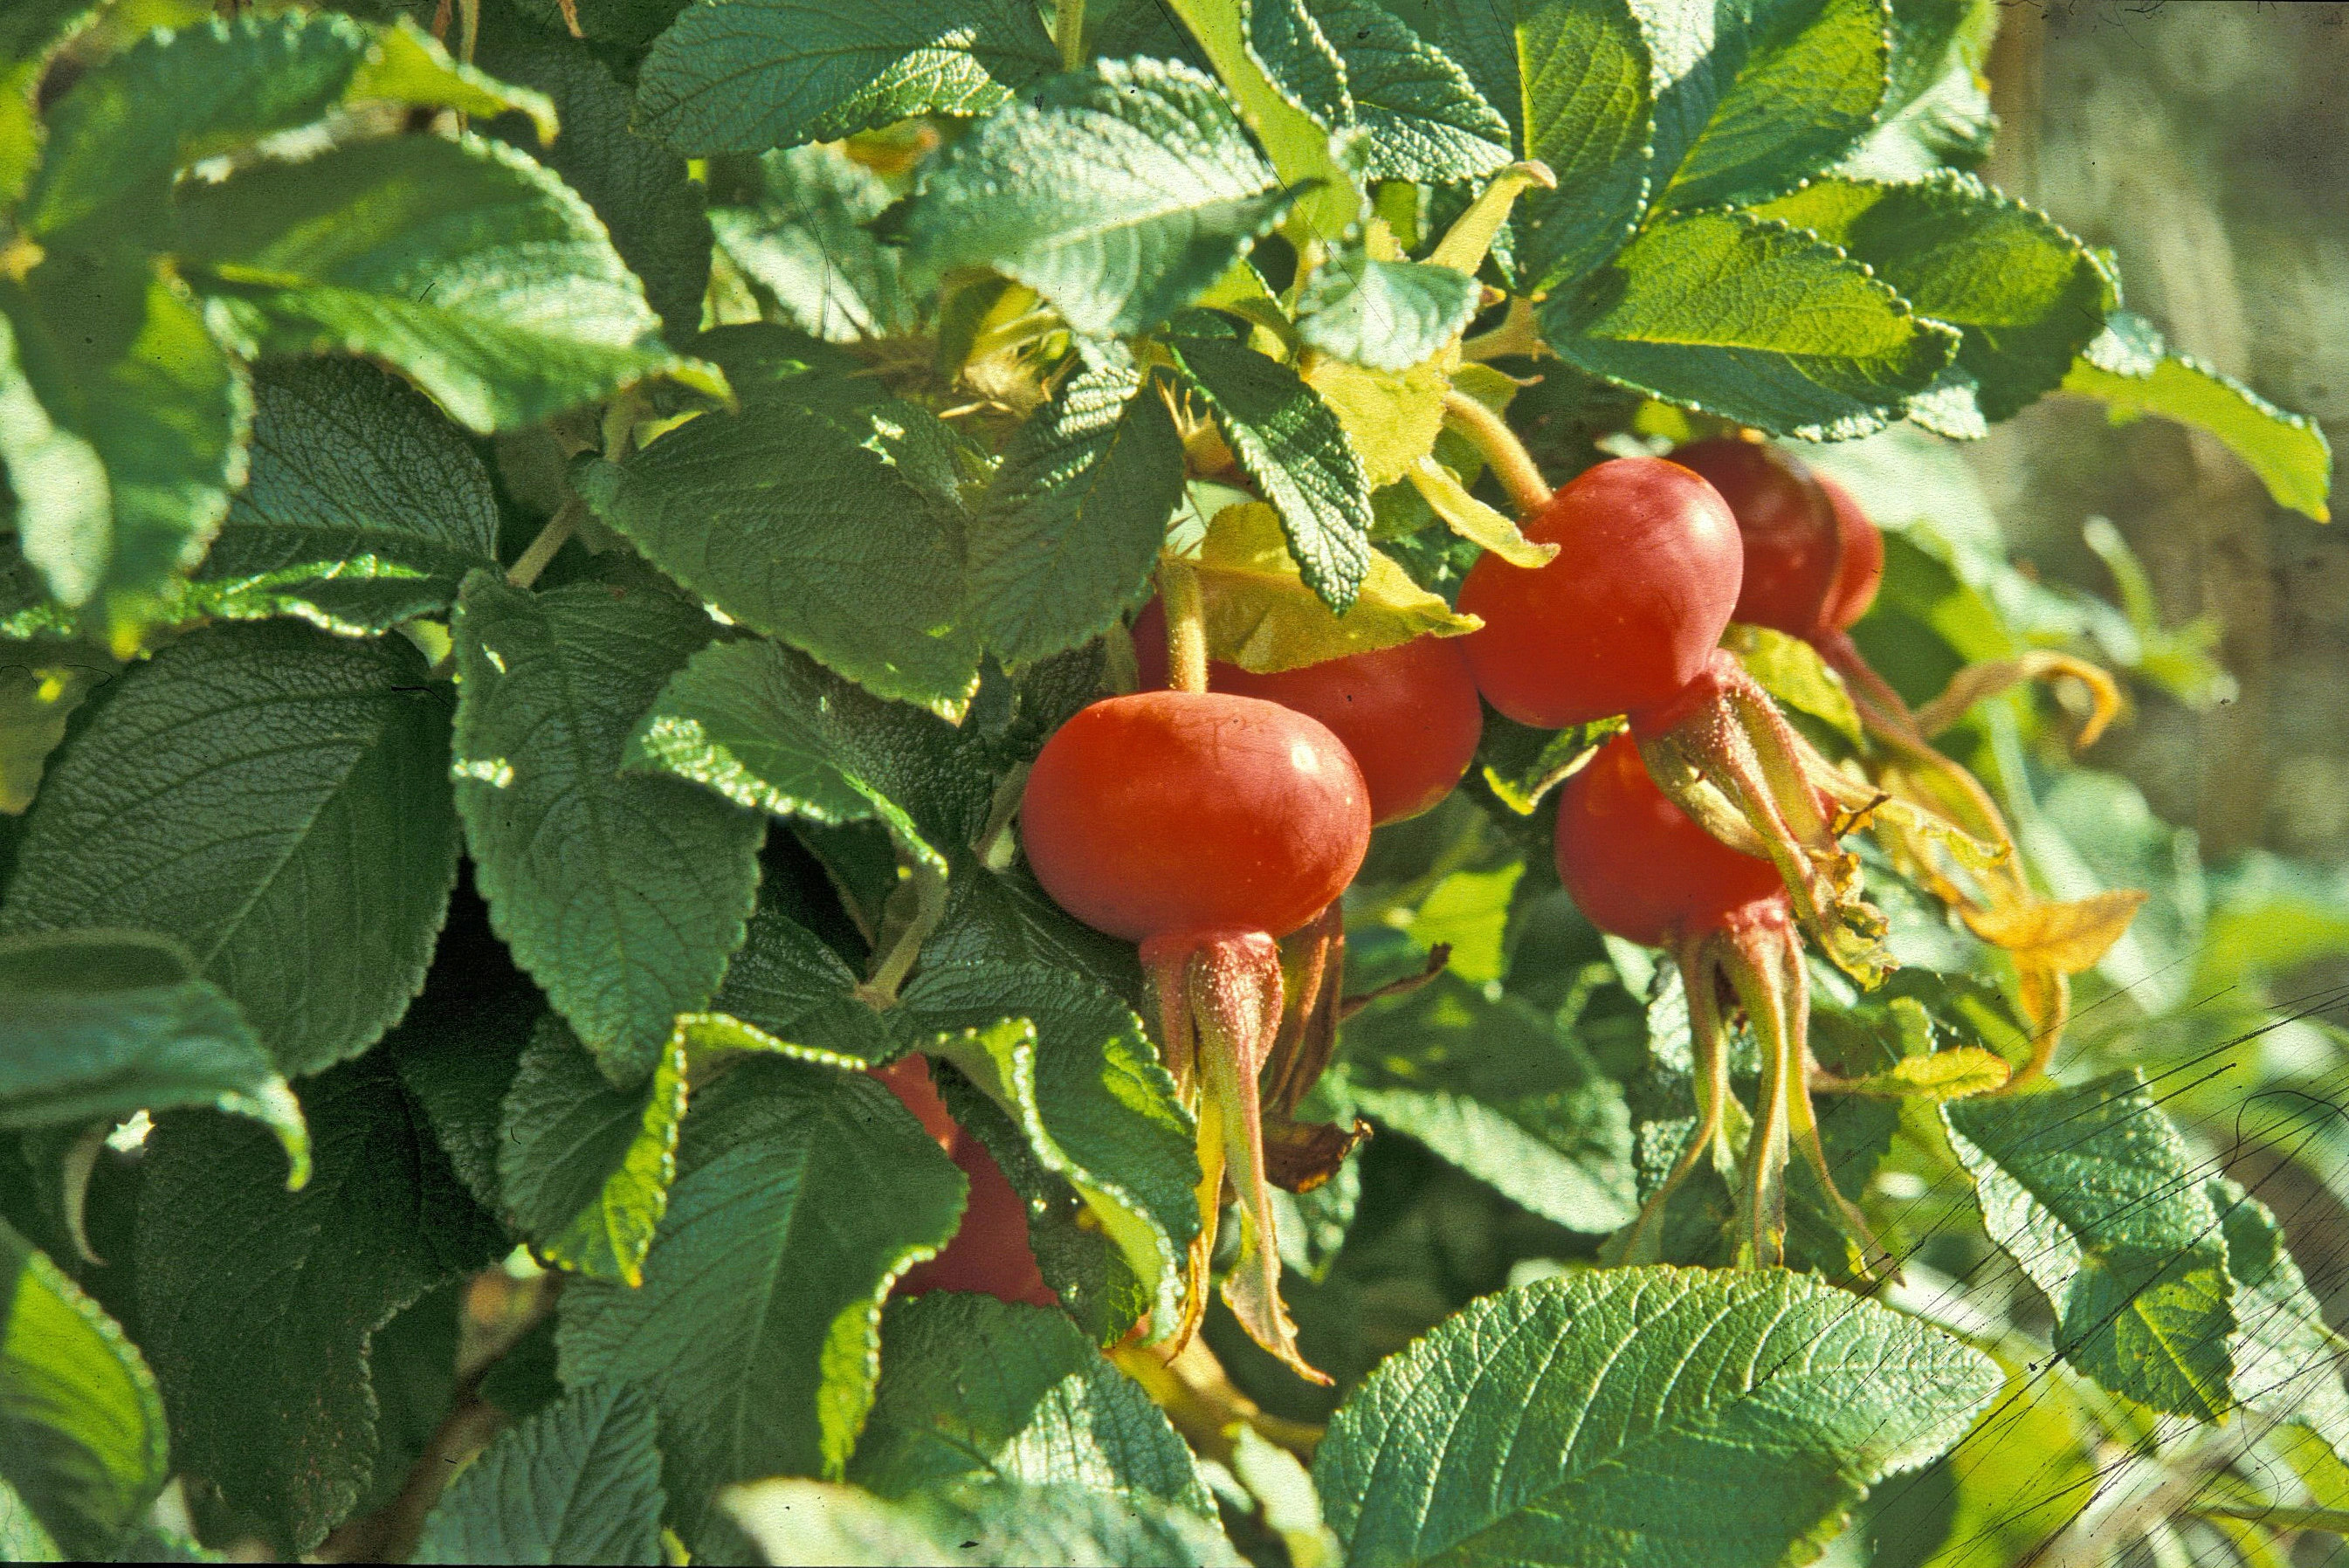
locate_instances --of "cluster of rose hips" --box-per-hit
[885,430,2125,1378]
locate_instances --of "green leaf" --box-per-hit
[451,571,762,1084]
[347,17,561,142]
[1476,712,1619,814]
[0,931,306,1180]
[721,1476,1245,1567]
[904,57,1298,338]
[968,354,1185,667]
[499,1018,688,1285]
[1726,622,1863,744]
[1754,173,2114,422]
[25,13,379,251]
[2062,335,2332,523]
[384,897,544,1214]
[626,636,989,904]
[1295,252,1481,372]
[478,16,714,341]
[1162,0,1365,244]
[1305,0,1511,184]
[1314,1266,2000,1566]
[134,1054,507,1552]
[900,886,1199,1343]
[0,256,245,620]
[410,1382,665,1566]
[0,622,458,1076]
[556,1056,966,1539]
[0,1218,166,1559]
[175,134,715,435]
[192,358,501,635]
[1341,973,1636,1234]
[1512,0,1655,291]
[0,641,110,812]
[635,0,1057,155]
[711,887,898,1066]
[1945,1070,2237,1420]
[2212,1177,2349,1455]
[851,1294,1214,1516]
[1643,0,1891,213]
[0,0,89,207]
[574,366,979,719]
[713,145,915,344]
[1168,334,1372,609]
[1539,207,1956,439]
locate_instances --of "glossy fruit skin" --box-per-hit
[1131,602,1483,826]
[1815,475,1884,631]
[874,1056,1056,1309]
[1670,438,1841,637]
[1021,691,1371,945]
[1554,733,1787,946]
[1459,458,1744,727]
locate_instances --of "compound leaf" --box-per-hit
[1512,0,1655,291]
[410,1382,665,1565]
[0,622,458,1076]
[556,1056,965,1541]
[635,0,1057,155]
[451,571,762,1085]
[1307,0,1512,184]
[134,1054,507,1552]
[1314,1267,2000,1566]
[905,58,1298,339]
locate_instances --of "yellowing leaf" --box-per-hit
[1829,1048,2011,1102]
[1194,503,1478,673]
[1406,457,1556,568]
[1428,161,1555,275]
[1726,623,1862,745]
[1305,346,1454,489]
[1962,891,2147,974]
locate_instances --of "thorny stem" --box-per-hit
[506,498,582,589]
[1159,556,1209,695]
[1441,389,1552,517]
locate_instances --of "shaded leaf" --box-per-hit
[0,931,306,1180]
[711,885,897,1066]
[410,1382,665,1565]
[499,1018,688,1284]
[556,1057,965,1538]
[1512,0,1655,290]
[0,622,458,1076]
[721,1475,1244,1567]
[851,1294,1213,1516]
[451,571,762,1084]
[193,357,501,635]
[134,1054,507,1551]
[968,355,1186,667]
[713,145,914,344]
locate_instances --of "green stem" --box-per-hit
[1441,389,1550,517]
[1159,556,1209,695]
[506,499,582,590]
[1054,0,1085,70]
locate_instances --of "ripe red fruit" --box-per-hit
[874,1056,1056,1309]
[1020,691,1371,946]
[1815,475,1883,631]
[1669,438,1841,637]
[1554,732,1787,946]
[1458,457,1744,727]
[1131,602,1482,826]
